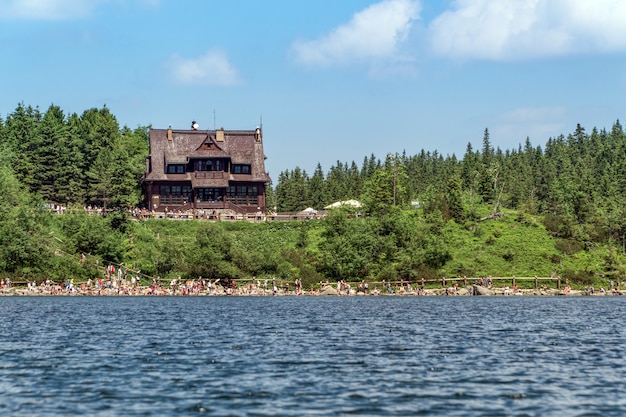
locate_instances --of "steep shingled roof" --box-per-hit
[144,128,271,183]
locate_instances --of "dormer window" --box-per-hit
[231,164,251,174]
[166,164,185,174]
[197,159,225,172]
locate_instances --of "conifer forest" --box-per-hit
[2,102,626,288]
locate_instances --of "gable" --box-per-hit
[188,134,230,159]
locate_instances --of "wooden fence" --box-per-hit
[225,276,562,291]
[4,273,561,291]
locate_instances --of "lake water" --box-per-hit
[1,296,625,416]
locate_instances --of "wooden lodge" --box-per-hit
[142,123,271,215]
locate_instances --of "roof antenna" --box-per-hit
[213,109,216,131]
[259,114,263,130]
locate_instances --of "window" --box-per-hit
[225,185,258,205]
[197,159,225,172]
[232,164,251,174]
[166,164,185,174]
[196,188,222,202]
[160,185,192,204]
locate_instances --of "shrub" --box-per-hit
[555,238,583,255]
[563,269,594,286]
[412,264,438,282]
[377,264,398,282]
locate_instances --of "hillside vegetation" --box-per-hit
[1,103,625,288]
[29,203,622,290]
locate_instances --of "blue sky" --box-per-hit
[1,0,626,178]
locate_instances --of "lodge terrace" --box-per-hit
[142,123,271,215]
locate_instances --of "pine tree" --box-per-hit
[325,161,347,203]
[107,126,150,208]
[36,105,68,202]
[308,163,326,209]
[478,128,497,202]
[3,103,42,191]
[362,154,409,216]
[56,113,87,204]
[79,107,121,205]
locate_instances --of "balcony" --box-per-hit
[195,171,226,179]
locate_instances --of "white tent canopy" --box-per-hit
[324,200,362,209]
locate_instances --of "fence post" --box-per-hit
[512,276,516,287]
[557,276,561,289]
[534,276,538,290]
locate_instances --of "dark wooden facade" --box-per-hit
[142,126,271,214]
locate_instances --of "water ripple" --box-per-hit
[1,296,625,416]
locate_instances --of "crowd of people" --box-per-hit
[46,205,306,222]
[1,271,624,297]
[56,205,244,221]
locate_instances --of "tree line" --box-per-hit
[0,102,148,209]
[1,101,625,285]
[275,123,626,249]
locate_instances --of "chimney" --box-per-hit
[167,125,172,141]
[216,127,224,142]
[255,127,262,142]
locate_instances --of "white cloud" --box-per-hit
[166,50,242,87]
[291,0,420,67]
[429,0,626,60]
[0,0,102,20]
